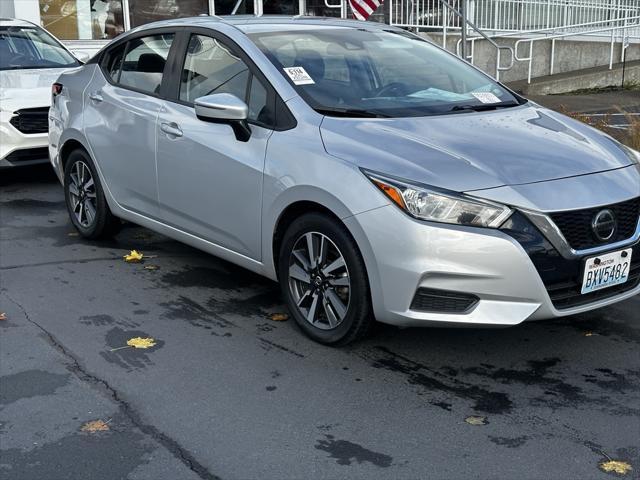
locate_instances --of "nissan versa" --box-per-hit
[49,17,640,345]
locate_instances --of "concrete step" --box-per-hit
[506,60,640,95]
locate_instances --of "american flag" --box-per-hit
[349,0,383,21]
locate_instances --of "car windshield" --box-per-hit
[249,27,522,118]
[0,25,79,71]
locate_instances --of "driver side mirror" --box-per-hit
[72,50,91,63]
[194,93,251,142]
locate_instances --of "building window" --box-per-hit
[128,0,209,28]
[39,0,124,40]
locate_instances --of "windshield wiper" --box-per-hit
[314,107,391,118]
[449,100,521,112]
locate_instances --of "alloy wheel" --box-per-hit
[288,232,351,330]
[68,160,97,228]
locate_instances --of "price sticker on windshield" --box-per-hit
[471,92,501,104]
[283,66,315,85]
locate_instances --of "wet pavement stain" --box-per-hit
[79,314,138,329]
[315,434,393,467]
[0,370,70,406]
[209,288,283,317]
[489,436,529,448]
[370,347,513,414]
[100,328,164,371]
[464,358,584,404]
[0,198,65,214]
[0,427,154,480]
[258,338,305,358]
[582,368,640,393]
[160,295,236,336]
[160,264,267,291]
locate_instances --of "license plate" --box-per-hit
[581,248,633,294]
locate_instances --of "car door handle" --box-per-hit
[160,122,183,138]
[89,91,103,103]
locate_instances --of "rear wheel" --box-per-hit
[278,212,373,345]
[63,149,120,239]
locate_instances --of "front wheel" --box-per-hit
[278,213,373,345]
[63,148,120,239]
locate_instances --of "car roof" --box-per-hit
[0,18,39,27]
[126,15,397,35]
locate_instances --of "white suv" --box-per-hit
[0,18,85,168]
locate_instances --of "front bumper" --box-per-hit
[0,112,49,168]
[345,204,639,327]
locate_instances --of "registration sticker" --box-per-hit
[471,92,501,104]
[283,66,315,85]
[581,248,632,294]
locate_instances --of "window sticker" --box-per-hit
[283,66,315,85]
[471,92,501,104]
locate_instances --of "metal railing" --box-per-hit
[513,14,640,82]
[390,0,640,38]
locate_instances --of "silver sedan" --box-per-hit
[49,16,640,344]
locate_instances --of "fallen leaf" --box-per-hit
[110,336,157,351]
[126,337,156,349]
[123,250,144,263]
[599,460,633,475]
[269,313,289,322]
[0,313,6,321]
[81,419,110,432]
[584,332,599,337]
[144,264,159,271]
[465,415,487,426]
[68,232,79,237]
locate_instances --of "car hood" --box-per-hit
[0,68,69,111]
[320,103,633,192]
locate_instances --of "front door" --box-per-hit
[156,33,274,260]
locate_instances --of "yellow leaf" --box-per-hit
[68,232,79,237]
[269,313,289,322]
[465,415,487,426]
[123,250,144,263]
[0,312,6,321]
[144,264,159,271]
[599,460,632,475]
[126,337,156,349]
[81,419,110,432]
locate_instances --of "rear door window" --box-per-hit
[101,42,126,82]
[117,33,174,95]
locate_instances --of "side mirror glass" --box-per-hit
[194,93,251,142]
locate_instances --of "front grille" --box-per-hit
[546,251,640,309]
[410,288,479,314]
[5,147,49,163]
[550,198,640,250]
[501,213,640,310]
[9,107,49,134]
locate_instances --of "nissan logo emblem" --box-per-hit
[592,209,617,242]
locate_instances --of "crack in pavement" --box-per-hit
[2,292,220,480]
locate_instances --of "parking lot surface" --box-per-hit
[1,166,638,480]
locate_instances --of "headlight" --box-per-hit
[364,170,512,228]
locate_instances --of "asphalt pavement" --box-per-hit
[1,166,639,480]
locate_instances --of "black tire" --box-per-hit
[278,212,373,345]
[63,148,120,239]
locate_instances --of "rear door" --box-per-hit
[155,30,276,260]
[83,30,176,219]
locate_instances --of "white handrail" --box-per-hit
[514,14,640,83]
